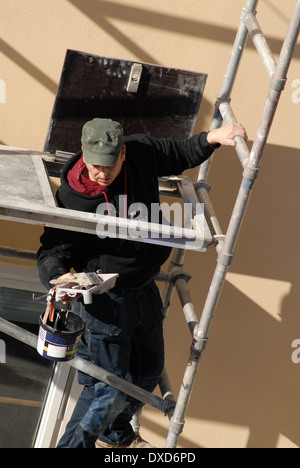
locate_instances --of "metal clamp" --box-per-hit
[270,75,287,92]
[217,250,234,267]
[243,159,260,181]
[172,268,192,284]
[127,63,143,93]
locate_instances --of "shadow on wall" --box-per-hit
[67,0,300,62]
[0,39,57,94]
[1,1,299,101]
[162,142,300,448]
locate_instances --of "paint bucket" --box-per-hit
[37,309,86,362]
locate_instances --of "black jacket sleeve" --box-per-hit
[37,227,76,289]
[127,132,219,177]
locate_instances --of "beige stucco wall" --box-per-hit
[0,0,299,448]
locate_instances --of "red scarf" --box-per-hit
[67,155,106,196]
[67,156,127,224]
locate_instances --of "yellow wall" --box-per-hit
[0,0,299,448]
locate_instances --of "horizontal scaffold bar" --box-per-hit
[0,317,171,413]
[0,198,212,252]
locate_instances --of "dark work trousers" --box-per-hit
[57,281,165,448]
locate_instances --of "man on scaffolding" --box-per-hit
[37,118,247,448]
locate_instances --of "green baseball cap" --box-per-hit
[81,118,124,166]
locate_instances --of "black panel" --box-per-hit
[44,50,207,154]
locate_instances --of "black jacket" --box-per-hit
[37,132,218,290]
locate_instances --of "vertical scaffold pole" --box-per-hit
[198,0,259,182]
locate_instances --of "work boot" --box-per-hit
[95,434,155,448]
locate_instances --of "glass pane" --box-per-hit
[0,287,54,448]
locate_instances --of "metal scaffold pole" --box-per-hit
[198,0,259,182]
[0,317,173,414]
